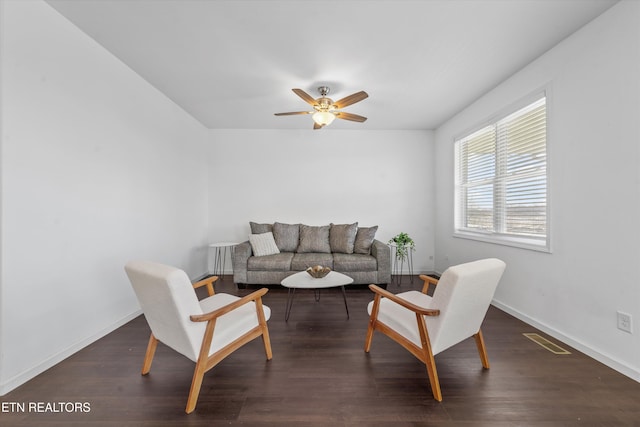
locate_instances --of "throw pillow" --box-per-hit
[249,232,280,257]
[354,226,378,254]
[329,222,358,254]
[297,224,331,253]
[273,222,300,252]
[250,221,273,234]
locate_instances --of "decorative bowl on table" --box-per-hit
[306,265,331,278]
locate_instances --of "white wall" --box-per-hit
[0,1,209,393]
[434,0,640,380]
[2,0,636,397]
[207,129,435,273]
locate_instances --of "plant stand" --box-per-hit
[389,243,414,286]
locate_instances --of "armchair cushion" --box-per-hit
[125,261,204,361]
[367,290,431,347]
[199,293,271,356]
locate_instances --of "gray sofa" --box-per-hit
[233,222,391,286]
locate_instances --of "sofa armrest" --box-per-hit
[371,239,391,284]
[233,241,252,284]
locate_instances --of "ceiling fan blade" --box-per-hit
[313,122,323,130]
[292,88,319,106]
[333,91,368,109]
[335,112,367,122]
[274,111,312,116]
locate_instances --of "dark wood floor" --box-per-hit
[2,275,640,426]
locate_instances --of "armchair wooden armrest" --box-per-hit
[368,285,439,317]
[190,287,269,322]
[419,274,439,294]
[193,275,218,296]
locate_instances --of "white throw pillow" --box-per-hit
[249,232,280,257]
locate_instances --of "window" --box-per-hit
[454,94,549,251]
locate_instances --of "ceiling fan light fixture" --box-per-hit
[275,86,368,129]
[312,111,336,127]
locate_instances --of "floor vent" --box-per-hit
[523,333,571,355]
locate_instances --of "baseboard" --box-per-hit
[202,269,234,278]
[0,309,142,396]
[492,298,640,383]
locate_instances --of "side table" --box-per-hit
[208,242,238,278]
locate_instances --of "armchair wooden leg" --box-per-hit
[364,318,376,353]
[185,319,217,414]
[141,333,158,375]
[364,294,381,353]
[262,331,273,361]
[416,314,442,401]
[474,329,490,369]
[259,322,273,361]
[256,297,273,360]
[186,360,207,414]
[424,353,443,402]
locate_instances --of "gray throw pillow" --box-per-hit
[250,222,273,234]
[273,222,300,252]
[329,222,358,254]
[354,226,378,254]
[297,224,331,253]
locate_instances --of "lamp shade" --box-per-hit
[312,111,336,126]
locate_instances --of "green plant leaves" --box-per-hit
[388,232,415,261]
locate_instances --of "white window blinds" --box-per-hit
[455,95,548,250]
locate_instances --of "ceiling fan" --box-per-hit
[275,86,368,129]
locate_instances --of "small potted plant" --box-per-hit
[388,232,415,262]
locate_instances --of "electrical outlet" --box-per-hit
[617,311,632,333]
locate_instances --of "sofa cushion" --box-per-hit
[250,221,273,234]
[333,253,377,272]
[249,232,280,257]
[329,222,358,254]
[354,226,378,254]
[297,224,331,253]
[291,253,334,271]
[248,252,294,271]
[273,222,300,252]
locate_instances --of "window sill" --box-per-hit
[453,230,551,253]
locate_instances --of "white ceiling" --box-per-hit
[45,0,617,130]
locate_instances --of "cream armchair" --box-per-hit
[365,258,506,401]
[124,260,272,413]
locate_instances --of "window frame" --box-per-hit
[453,89,551,253]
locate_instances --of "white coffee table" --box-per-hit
[281,271,354,321]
